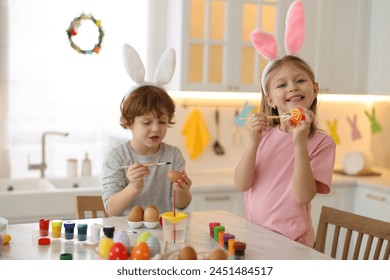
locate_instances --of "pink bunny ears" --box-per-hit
[250,0,305,95]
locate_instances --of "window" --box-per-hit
[4,0,148,177]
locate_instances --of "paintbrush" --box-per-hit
[121,162,172,168]
[239,112,292,121]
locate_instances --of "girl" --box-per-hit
[102,85,192,217]
[234,55,335,247]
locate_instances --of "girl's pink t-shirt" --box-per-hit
[244,127,335,247]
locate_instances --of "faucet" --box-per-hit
[28,131,69,178]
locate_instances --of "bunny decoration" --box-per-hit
[346,115,362,141]
[326,119,340,145]
[250,0,305,95]
[122,44,176,96]
[364,108,382,134]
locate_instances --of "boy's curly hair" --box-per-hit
[120,85,176,129]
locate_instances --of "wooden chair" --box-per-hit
[76,195,108,219]
[314,205,390,260]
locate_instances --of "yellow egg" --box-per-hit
[99,237,114,258]
[143,207,159,222]
[128,205,143,222]
[168,170,183,183]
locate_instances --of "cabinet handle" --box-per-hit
[366,192,386,202]
[204,196,230,201]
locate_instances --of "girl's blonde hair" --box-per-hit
[120,85,176,129]
[260,55,318,134]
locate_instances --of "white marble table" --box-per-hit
[0,210,331,260]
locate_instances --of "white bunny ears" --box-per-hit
[122,44,176,96]
[250,0,305,95]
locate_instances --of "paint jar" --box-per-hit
[223,234,235,250]
[228,238,235,255]
[218,231,225,247]
[208,222,220,238]
[161,211,187,244]
[103,226,115,239]
[213,225,225,243]
[60,253,73,260]
[90,224,101,243]
[51,220,63,238]
[64,221,75,240]
[233,241,246,260]
[77,224,88,241]
[39,218,50,237]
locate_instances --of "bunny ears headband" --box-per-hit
[250,0,305,95]
[122,44,176,96]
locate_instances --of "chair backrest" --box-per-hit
[314,205,390,260]
[76,195,108,219]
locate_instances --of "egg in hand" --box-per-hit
[168,170,184,183]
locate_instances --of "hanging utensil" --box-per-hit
[213,108,225,155]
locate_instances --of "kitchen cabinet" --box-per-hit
[301,0,371,94]
[161,0,372,94]
[311,184,355,233]
[165,0,278,92]
[187,188,245,217]
[354,184,390,223]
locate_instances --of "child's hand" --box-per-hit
[292,107,314,143]
[246,113,268,142]
[172,171,192,193]
[126,162,150,191]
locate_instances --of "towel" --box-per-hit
[181,109,210,160]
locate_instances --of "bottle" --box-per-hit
[81,153,91,177]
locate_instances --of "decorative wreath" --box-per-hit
[66,13,104,55]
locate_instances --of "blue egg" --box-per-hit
[146,236,161,257]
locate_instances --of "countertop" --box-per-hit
[188,167,390,193]
[0,210,331,260]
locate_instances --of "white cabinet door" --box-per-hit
[165,0,278,92]
[301,0,370,94]
[187,190,245,217]
[354,184,390,222]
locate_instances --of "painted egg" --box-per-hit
[99,237,114,258]
[146,236,161,257]
[109,242,128,260]
[290,107,305,125]
[113,230,130,249]
[136,231,152,244]
[168,170,183,183]
[130,241,150,260]
[128,205,143,222]
[144,206,159,222]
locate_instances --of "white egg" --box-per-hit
[113,230,131,248]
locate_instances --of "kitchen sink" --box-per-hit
[0,178,54,192]
[48,176,101,189]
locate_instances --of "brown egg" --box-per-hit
[207,248,228,260]
[178,246,197,260]
[148,204,159,214]
[143,206,159,222]
[128,205,143,222]
[168,170,184,183]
